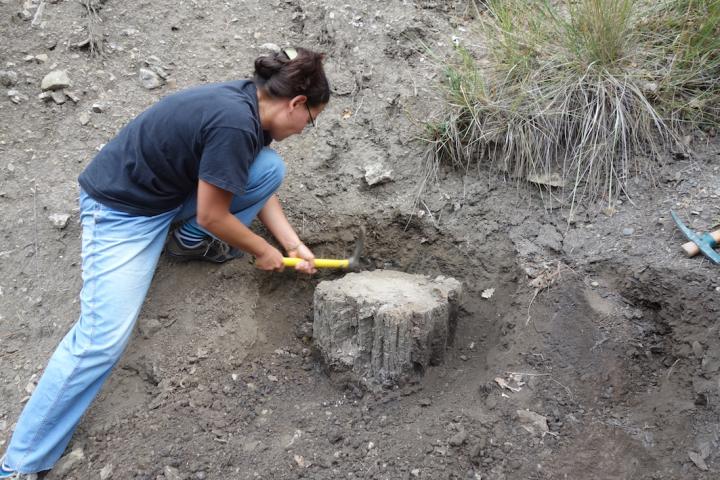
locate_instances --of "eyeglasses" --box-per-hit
[305,103,316,127]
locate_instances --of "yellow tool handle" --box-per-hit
[282,257,349,269]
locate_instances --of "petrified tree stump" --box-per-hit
[313,270,463,386]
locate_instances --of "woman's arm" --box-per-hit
[258,195,316,274]
[196,180,284,271]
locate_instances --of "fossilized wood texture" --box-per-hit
[313,270,462,385]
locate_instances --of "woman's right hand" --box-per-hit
[254,244,285,271]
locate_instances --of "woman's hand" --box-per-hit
[255,244,285,271]
[287,242,316,274]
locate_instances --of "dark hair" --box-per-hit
[253,47,330,107]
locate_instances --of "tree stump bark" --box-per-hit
[313,270,462,387]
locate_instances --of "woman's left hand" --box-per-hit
[287,242,316,274]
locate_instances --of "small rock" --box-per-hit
[65,91,80,103]
[91,103,105,113]
[622,227,635,236]
[293,454,307,468]
[689,451,708,471]
[17,9,33,21]
[364,163,394,186]
[48,213,71,229]
[52,448,85,478]
[164,465,183,480]
[50,90,66,104]
[410,469,421,477]
[327,430,343,444]
[267,374,278,382]
[35,54,49,63]
[591,281,599,287]
[139,68,163,89]
[418,398,432,407]
[516,409,549,436]
[41,70,71,91]
[78,112,91,126]
[260,43,281,52]
[602,206,617,217]
[139,318,162,338]
[0,70,19,87]
[695,393,708,407]
[100,463,114,480]
[38,91,53,102]
[25,380,36,394]
[527,172,565,188]
[7,89,28,104]
[449,429,468,446]
[692,341,703,358]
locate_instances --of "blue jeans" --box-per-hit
[3,148,285,473]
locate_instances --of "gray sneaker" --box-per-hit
[0,460,38,479]
[165,232,243,264]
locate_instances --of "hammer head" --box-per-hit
[671,210,720,265]
[347,226,366,270]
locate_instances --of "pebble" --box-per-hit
[692,341,703,358]
[41,70,71,91]
[622,227,635,236]
[164,465,183,480]
[52,448,84,478]
[7,89,28,104]
[364,162,394,186]
[92,103,105,113]
[0,70,18,87]
[100,464,114,480]
[50,90,66,104]
[48,213,70,230]
[78,112,90,126]
[591,281,599,287]
[139,318,162,338]
[259,42,281,52]
[48,213,71,229]
[65,91,80,103]
[139,68,163,90]
[449,428,467,446]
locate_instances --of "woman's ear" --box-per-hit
[289,95,308,110]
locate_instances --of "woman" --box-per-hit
[0,47,329,477]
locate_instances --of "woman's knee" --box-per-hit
[256,147,286,190]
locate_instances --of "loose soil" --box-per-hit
[1,1,720,479]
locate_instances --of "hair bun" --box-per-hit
[254,55,284,81]
[253,47,330,106]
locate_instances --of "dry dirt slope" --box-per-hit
[2,1,720,479]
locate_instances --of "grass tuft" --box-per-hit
[423,0,720,206]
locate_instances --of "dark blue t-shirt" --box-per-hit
[79,80,271,216]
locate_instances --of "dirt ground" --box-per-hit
[2,1,720,479]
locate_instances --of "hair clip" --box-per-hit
[282,47,298,60]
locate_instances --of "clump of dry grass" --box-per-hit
[423,0,720,206]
